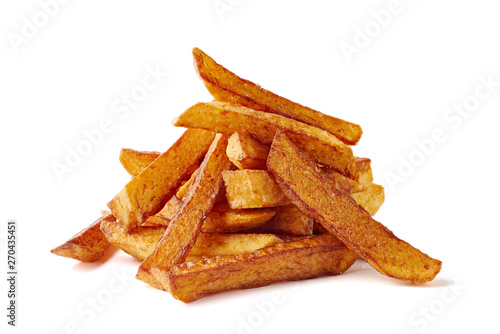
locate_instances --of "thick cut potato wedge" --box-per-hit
[252,205,313,236]
[173,101,358,179]
[201,203,276,233]
[143,195,183,227]
[267,131,442,284]
[192,48,362,145]
[226,132,270,170]
[151,234,357,302]
[136,134,233,290]
[51,213,113,262]
[351,183,385,216]
[108,129,215,232]
[101,218,281,262]
[223,169,290,209]
[119,148,160,177]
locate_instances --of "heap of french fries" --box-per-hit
[52,48,441,302]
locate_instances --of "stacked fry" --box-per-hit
[52,48,441,302]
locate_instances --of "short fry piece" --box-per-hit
[226,132,270,170]
[192,48,362,145]
[223,169,290,209]
[51,213,113,262]
[267,131,442,284]
[202,203,276,233]
[136,134,233,289]
[252,205,313,236]
[108,129,215,232]
[119,148,160,177]
[173,101,358,178]
[351,183,385,216]
[152,234,357,302]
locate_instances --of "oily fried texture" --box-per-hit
[101,218,281,262]
[321,157,373,194]
[136,134,233,290]
[201,203,276,233]
[267,131,442,284]
[143,195,183,227]
[251,205,313,236]
[108,129,215,232]
[119,148,160,177]
[226,132,270,170]
[173,101,358,179]
[223,169,290,209]
[351,183,385,216]
[152,234,357,302]
[192,48,362,145]
[51,213,113,262]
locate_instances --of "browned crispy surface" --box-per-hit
[192,48,362,145]
[201,203,276,233]
[251,205,313,236]
[119,148,160,177]
[136,134,234,289]
[151,234,357,302]
[173,101,358,178]
[267,131,442,284]
[351,183,385,216]
[226,132,270,170]
[51,213,113,262]
[108,129,215,232]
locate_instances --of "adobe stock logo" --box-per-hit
[384,74,499,192]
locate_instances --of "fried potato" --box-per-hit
[151,234,357,302]
[108,129,215,232]
[136,134,233,290]
[267,130,442,284]
[192,48,362,145]
[201,203,276,233]
[143,195,183,227]
[119,148,160,177]
[351,183,385,216]
[251,205,313,236]
[173,101,358,179]
[101,218,281,262]
[226,132,270,170]
[223,169,290,209]
[51,212,113,262]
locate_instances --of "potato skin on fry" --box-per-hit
[267,131,442,284]
[136,134,234,290]
[51,213,113,262]
[192,47,362,145]
[151,234,357,303]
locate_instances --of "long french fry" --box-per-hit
[193,48,362,145]
[267,130,442,284]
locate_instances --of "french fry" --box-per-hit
[173,101,358,179]
[351,183,385,216]
[223,169,290,209]
[108,129,215,232]
[101,218,281,262]
[136,134,233,290]
[119,148,160,177]
[151,234,357,302]
[201,203,276,233]
[226,132,270,170]
[143,195,183,227]
[51,212,113,262]
[251,205,313,236]
[267,130,442,284]
[192,48,362,145]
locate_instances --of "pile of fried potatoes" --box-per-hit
[52,48,441,302]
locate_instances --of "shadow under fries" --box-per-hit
[71,246,120,272]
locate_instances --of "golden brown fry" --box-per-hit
[223,169,290,209]
[267,130,442,284]
[351,183,385,216]
[151,234,357,302]
[143,195,183,227]
[226,132,270,170]
[119,148,160,177]
[201,203,276,233]
[101,218,281,262]
[51,213,113,262]
[252,205,313,236]
[192,48,362,145]
[108,129,215,232]
[173,101,358,179]
[136,134,233,290]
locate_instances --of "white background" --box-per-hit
[1,1,499,333]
